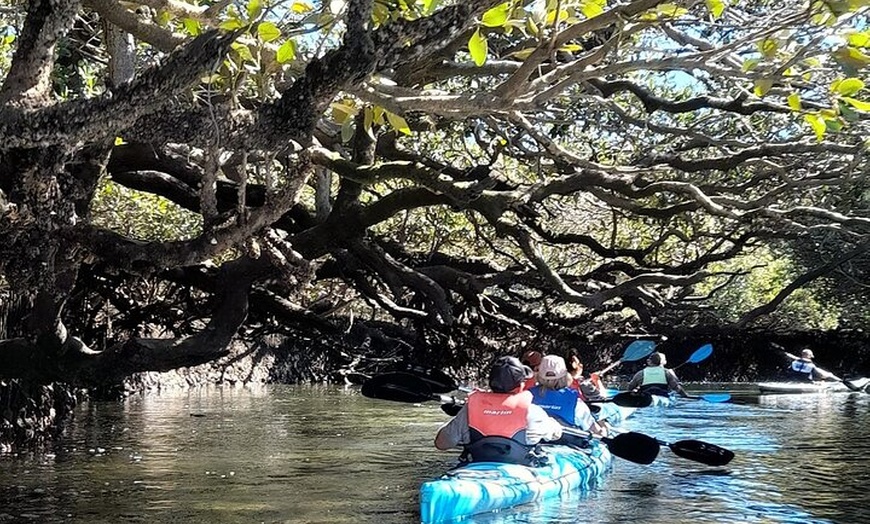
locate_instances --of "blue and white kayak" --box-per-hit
[419,439,611,523]
[757,381,851,394]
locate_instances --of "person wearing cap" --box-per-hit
[434,356,563,464]
[521,350,543,390]
[626,352,689,398]
[529,355,606,437]
[787,348,837,382]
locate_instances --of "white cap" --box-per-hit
[537,355,567,380]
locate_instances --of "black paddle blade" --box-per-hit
[393,363,457,393]
[668,439,735,466]
[602,432,660,465]
[441,402,463,416]
[361,372,434,403]
[609,392,653,408]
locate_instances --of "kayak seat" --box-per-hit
[460,436,538,466]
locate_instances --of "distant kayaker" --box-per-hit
[626,352,689,398]
[787,349,837,382]
[530,355,607,437]
[434,356,563,464]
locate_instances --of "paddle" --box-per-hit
[783,351,868,393]
[685,393,733,403]
[672,343,714,371]
[595,340,658,376]
[560,427,660,465]
[608,428,734,466]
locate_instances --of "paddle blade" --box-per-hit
[609,391,654,408]
[394,363,457,393]
[603,432,660,465]
[622,340,657,362]
[700,393,731,403]
[688,344,714,364]
[361,372,435,403]
[668,439,735,466]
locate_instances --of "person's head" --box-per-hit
[801,348,815,360]
[537,355,569,390]
[648,352,666,367]
[489,356,534,393]
[564,349,583,376]
[521,350,543,372]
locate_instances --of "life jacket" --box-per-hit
[789,359,815,381]
[464,390,533,464]
[529,386,581,426]
[639,366,669,396]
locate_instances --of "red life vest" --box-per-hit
[467,390,531,442]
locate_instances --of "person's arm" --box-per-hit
[434,406,469,450]
[666,369,689,398]
[573,401,606,435]
[812,365,837,381]
[526,404,563,443]
[626,370,643,391]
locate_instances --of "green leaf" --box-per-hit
[833,77,865,96]
[847,31,870,48]
[842,96,870,112]
[705,0,725,17]
[579,0,606,18]
[512,48,536,60]
[758,38,777,59]
[220,18,245,30]
[385,111,412,135]
[468,29,488,67]
[742,58,760,72]
[247,0,262,19]
[331,101,358,124]
[804,113,826,141]
[291,1,313,12]
[231,42,255,63]
[787,93,801,111]
[656,3,688,17]
[257,21,281,42]
[481,3,511,27]
[182,18,201,36]
[833,46,870,72]
[276,40,297,63]
[754,78,773,97]
[422,0,440,14]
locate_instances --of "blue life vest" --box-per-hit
[789,359,815,381]
[529,386,579,426]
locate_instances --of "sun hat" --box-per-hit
[521,350,543,368]
[537,355,568,380]
[801,349,815,359]
[489,356,533,393]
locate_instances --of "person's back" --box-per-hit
[626,352,688,397]
[529,355,601,436]
[434,356,563,464]
[786,349,834,382]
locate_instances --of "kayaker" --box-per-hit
[434,356,563,465]
[530,355,607,437]
[787,348,837,382]
[564,349,604,400]
[521,350,543,389]
[626,351,689,398]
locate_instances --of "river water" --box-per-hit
[1,384,868,524]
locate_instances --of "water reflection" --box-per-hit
[0,385,868,523]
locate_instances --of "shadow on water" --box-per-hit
[0,384,869,523]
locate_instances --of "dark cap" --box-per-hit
[489,356,533,393]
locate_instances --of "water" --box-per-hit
[1,385,869,524]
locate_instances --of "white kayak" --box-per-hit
[757,381,854,394]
